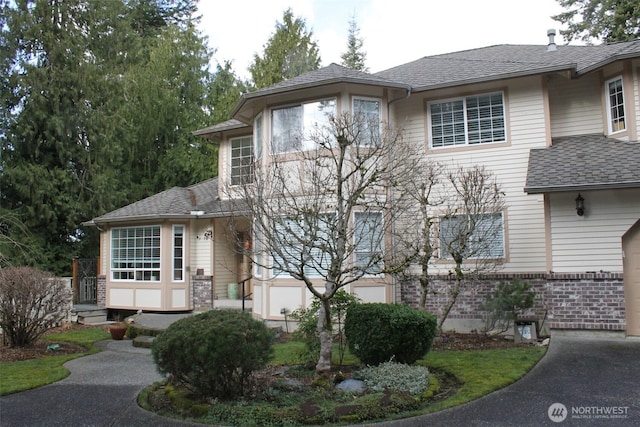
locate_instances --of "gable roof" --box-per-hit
[85,177,247,225]
[524,135,640,194]
[375,40,640,91]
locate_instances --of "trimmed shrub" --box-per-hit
[152,309,274,399]
[0,266,72,347]
[345,303,436,365]
[481,278,536,334]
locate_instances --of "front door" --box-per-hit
[623,220,640,336]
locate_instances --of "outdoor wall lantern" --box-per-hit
[575,193,585,216]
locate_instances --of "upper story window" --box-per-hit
[254,114,263,160]
[606,77,625,134]
[111,226,161,281]
[271,98,336,153]
[230,135,254,186]
[428,92,505,148]
[353,97,381,145]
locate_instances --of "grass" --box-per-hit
[0,328,110,396]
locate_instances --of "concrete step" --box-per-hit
[74,308,108,325]
[133,335,155,349]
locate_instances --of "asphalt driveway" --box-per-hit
[1,336,639,426]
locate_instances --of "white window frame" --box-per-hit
[270,98,336,154]
[271,214,334,279]
[352,97,382,146]
[111,225,161,282]
[428,92,506,148]
[353,211,384,275]
[230,135,254,186]
[605,76,626,134]
[172,225,185,282]
[438,212,505,259]
[254,114,263,161]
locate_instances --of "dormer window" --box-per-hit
[271,98,336,153]
[606,77,625,134]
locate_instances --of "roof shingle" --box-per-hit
[524,135,640,193]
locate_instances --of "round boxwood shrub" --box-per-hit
[345,303,437,365]
[152,309,274,399]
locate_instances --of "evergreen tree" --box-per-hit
[553,0,640,43]
[249,8,321,89]
[0,0,215,274]
[340,14,368,72]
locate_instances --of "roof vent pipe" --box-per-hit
[547,29,557,52]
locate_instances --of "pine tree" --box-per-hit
[249,9,321,89]
[340,14,368,72]
[553,0,640,43]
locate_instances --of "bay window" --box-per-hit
[354,212,384,273]
[172,225,184,281]
[353,97,381,145]
[111,226,161,281]
[271,99,336,153]
[230,135,254,185]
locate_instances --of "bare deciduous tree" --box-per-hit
[0,267,72,347]
[233,112,417,375]
[436,165,506,331]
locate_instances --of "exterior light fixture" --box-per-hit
[575,194,585,216]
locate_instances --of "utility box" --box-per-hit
[514,318,538,343]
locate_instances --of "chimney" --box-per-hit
[547,29,557,52]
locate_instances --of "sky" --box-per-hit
[196,0,570,80]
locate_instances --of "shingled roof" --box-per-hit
[375,40,640,91]
[86,178,247,225]
[525,135,640,194]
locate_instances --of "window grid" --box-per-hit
[607,78,625,133]
[172,225,184,282]
[230,136,254,185]
[111,226,161,281]
[430,93,505,148]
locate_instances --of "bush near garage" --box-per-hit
[152,309,274,399]
[345,303,437,365]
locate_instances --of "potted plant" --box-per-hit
[109,315,128,340]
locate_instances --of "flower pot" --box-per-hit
[109,325,127,340]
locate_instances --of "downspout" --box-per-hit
[387,86,412,304]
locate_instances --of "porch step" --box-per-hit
[132,335,155,349]
[73,308,108,325]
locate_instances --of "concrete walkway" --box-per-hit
[1,335,639,426]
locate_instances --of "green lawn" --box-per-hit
[0,328,110,396]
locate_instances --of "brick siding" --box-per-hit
[192,275,214,310]
[400,272,626,331]
[97,275,106,308]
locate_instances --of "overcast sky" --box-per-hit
[196,0,569,80]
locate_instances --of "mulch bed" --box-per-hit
[0,323,108,363]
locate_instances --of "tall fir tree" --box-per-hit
[0,0,217,274]
[553,0,640,43]
[249,8,321,89]
[340,14,368,72]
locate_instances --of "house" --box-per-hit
[86,32,640,336]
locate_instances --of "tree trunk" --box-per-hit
[437,262,464,332]
[315,297,333,376]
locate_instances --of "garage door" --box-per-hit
[623,220,640,336]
